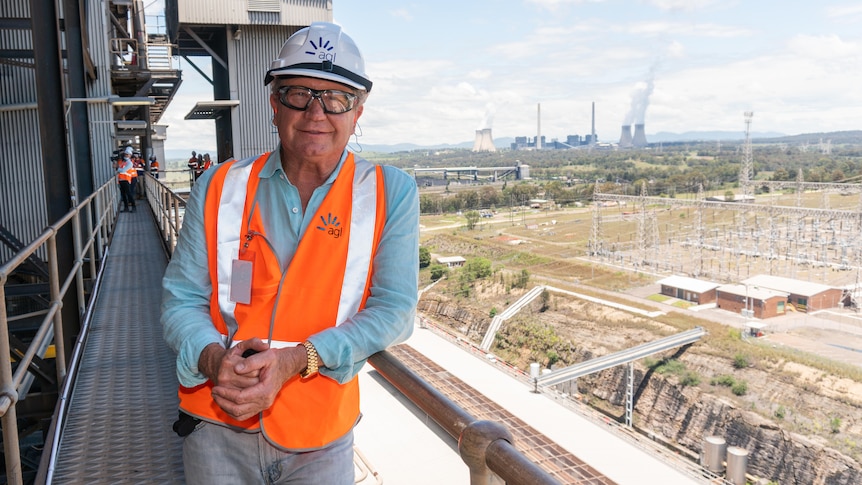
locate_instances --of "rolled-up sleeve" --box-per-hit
[161,170,224,387]
[310,165,419,384]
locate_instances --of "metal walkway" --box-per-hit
[47,206,184,483]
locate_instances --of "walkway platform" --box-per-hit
[44,206,702,484]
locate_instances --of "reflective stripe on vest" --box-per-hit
[178,151,386,451]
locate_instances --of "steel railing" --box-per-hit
[1,179,119,485]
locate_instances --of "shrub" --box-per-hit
[733,353,750,369]
[775,406,786,420]
[731,380,748,396]
[680,371,701,387]
[831,417,842,434]
[711,375,736,387]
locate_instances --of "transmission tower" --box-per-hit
[694,184,705,276]
[589,181,604,258]
[740,112,754,199]
[636,181,648,266]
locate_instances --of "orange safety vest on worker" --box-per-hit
[178,151,386,451]
[117,160,134,183]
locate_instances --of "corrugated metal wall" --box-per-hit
[1,0,48,262]
[0,0,119,262]
[229,24,297,158]
[178,0,331,26]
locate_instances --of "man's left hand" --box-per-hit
[210,344,308,421]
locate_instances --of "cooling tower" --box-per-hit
[472,128,496,152]
[632,123,648,147]
[619,125,633,148]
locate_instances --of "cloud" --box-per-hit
[389,8,413,22]
[646,0,725,12]
[825,4,862,23]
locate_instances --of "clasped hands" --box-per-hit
[200,338,308,421]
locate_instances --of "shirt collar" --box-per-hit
[259,147,349,186]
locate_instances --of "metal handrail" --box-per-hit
[143,172,188,257]
[1,179,118,485]
[368,350,560,485]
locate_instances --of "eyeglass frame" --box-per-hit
[275,85,359,115]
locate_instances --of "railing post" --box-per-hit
[459,420,512,485]
[46,235,67,379]
[0,282,23,485]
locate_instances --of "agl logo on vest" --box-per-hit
[316,213,342,238]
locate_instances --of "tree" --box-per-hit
[464,210,481,230]
[419,246,431,268]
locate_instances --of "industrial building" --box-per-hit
[716,284,789,319]
[742,275,843,313]
[657,275,720,305]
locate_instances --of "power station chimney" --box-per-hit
[591,102,596,145]
[632,123,648,147]
[537,103,542,150]
[619,125,633,148]
[472,128,496,152]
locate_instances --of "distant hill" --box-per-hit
[164,130,862,157]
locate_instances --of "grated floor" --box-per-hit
[50,205,184,483]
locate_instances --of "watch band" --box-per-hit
[300,340,319,379]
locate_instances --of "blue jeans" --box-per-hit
[182,422,355,484]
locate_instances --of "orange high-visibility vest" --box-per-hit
[117,161,134,183]
[178,152,386,451]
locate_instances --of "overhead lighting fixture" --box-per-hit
[108,96,156,106]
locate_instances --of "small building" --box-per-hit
[436,256,466,268]
[657,275,720,305]
[716,284,789,319]
[742,275,842,312]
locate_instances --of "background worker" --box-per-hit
[161,22,419,484]
[149,154,159,179]
[117,147,136,212]
[132,150,145,199]
[187,150,201,182]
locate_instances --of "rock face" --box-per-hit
[418,286,862,484]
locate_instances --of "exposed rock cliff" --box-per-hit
[418,283,862,484]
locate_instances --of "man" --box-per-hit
[116,147,136,212]
[149,154,159,179]
[187,150,200,181]
[132,151,145,199]
[161,22,418,484]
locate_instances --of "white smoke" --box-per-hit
[477,102,496,130]
[623,63,658,126]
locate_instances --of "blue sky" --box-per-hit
[154,0,862,151]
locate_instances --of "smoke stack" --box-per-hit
[619,125,633,148]
[537,103,542,150]
[472,129,496,152]
[591,102,596,145]
[632,123,648,147]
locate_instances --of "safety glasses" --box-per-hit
[276,86,357,114]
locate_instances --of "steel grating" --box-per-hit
[50,206,184,483]
[388,345,617,485]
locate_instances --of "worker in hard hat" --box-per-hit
[162,22,419,484]
[149,155,159,179]
[116,147,136,212]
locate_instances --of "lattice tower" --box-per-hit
[796,168,804,207]
[694,184,705,276]
[741,112,754,198]
[636,181,648,266]
[589,181,603,257]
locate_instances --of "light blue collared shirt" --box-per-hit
[161,148,418,386]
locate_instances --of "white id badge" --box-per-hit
[229,259,253,304]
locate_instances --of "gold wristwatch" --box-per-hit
[300,340,319,379]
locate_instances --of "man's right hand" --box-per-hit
[198,340,269,390]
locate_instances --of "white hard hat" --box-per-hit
[264,22,372,92]
[124,146,134,155]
